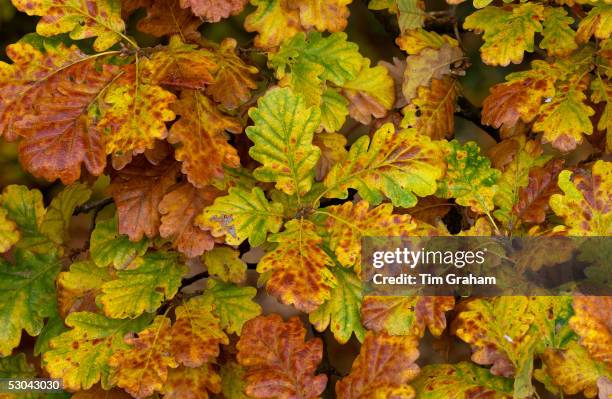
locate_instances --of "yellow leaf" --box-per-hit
[244,0,303,48]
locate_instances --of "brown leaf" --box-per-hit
[513,159,564,224]
[400,195,451,225]
[206,38,259,109]
[180,0,248,22]
[137,0,203,40]
[159,182,222,257]
[336,332,420,398]
[108,156,180,241]
[236,314,328,399]
[404,77,457,139]
[169,90,241,188]
[570,296,612,367]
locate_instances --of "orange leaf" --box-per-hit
[169,90,241,187]
[171,295,229,367]
[159,182,222,257]
[236,314,328,399]
[570,296,612,367]
[403,77,456,139]
[108,156,180,241]
[109,316,178,399]
[336,332,420,398]
[206,39,259,109]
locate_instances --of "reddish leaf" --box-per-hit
[159,182,222,257]
[180,0,248,22]
[336,332,420,398]
[513,159,564,224]
[137,0,203,40]
[108,156,180,241]
[236,314,327,399]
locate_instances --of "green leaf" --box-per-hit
[197,186,284,247]
[309,266,365,344]
[203,279,262,335]
[246,87,321,196]
[0,185,54,253]
[464,4,544,66]
[436,140,501,214]
[413,362,513,399]
[0,352,36,378]
[34,309,67,356]
[323,123,446,208]
[43,312,151,391]
[0,249,61,356]
[90,216,149,269]
[270,32,364,87]
[540,7,577,57]
[398,0,425,32]
[320,88,349,132]
[203,246,247,284]
[220,362,250,399]
[40,183,91,245]
[99,251,187,318]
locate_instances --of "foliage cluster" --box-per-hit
[0,0,610,398]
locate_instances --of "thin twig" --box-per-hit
[73,197,114,215]
[180,271,209,290]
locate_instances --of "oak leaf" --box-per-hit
[402,44,462,102]
[540,341,611,398]
[197,186,284,247]
[142,37,217,90]
[336,332,420,398]
[57,260,112,317]
[291,0,352,32]
[549,160,611,235]
[43,311,150,391]
[99,251,187,318]
[90,216,149,269]
[436,140,501,214]
[203,246,247,284]
[244,0,303,48]
[317,201,416,270]
[109,316,178,399]
[169,90,241,188]
[396,28,458,55]
[171,295,229,367]
[236,314,328,398]
[513,159,564,224]
[412,362,513,399]
[246,87,321,196]
[39,183,91,245]
[463,4,544,66]
[202,279,261,335]
[100,64,177,155]
[540,7,577,57]
[361,296,455,337]
[220,362,249,399]
[320,88,350,132]
[159,182,221,257]
[576,4,612,43]
[137,0,203,40]
[258,219,335,313]
[569,296,611,367]
[403,77,457,139]
[180,0,248,22]
[309,266,365,344]
[590,76,612,151]
[206,38,259,109]
[0,249,61,356]
[12,0,126,51]
[324,123,446,208]
[107,156,180,241]
[341,60,395,125]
